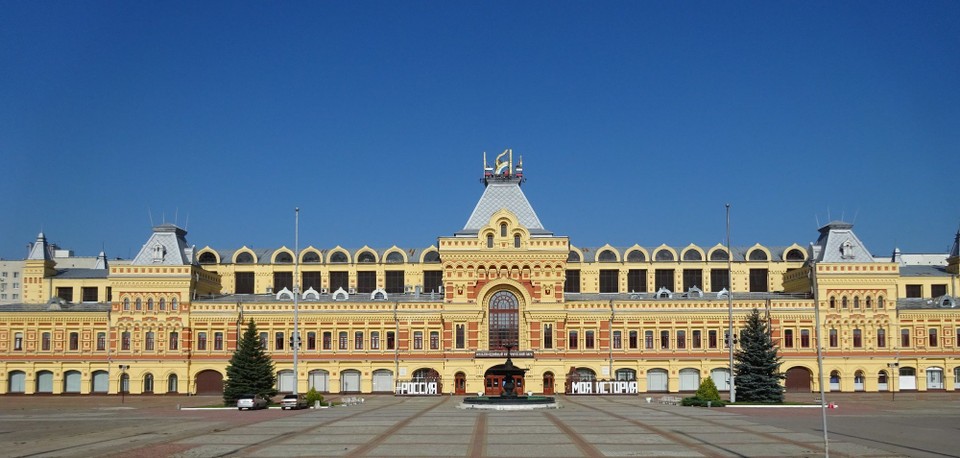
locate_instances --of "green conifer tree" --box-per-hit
[695,377,721,402]
[223,319,277,406]
[733,308,785,403]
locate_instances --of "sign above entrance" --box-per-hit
[475,350,534,358]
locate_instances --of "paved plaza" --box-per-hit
[1,394,958,457]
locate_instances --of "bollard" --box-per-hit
[707,401,711,408]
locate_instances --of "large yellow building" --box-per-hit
[3,156,959,397]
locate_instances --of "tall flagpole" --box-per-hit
[293,207,300,395]
[726,204,736,403]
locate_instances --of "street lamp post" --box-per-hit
[810,262,830,456]
[293,207,300,395]
[725,204,736,403]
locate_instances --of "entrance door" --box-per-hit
[454,372,466,395]
[899,367,917,390]
[92,371,109,393]
[309,370,329,392]
[63,371,82,393]
[341,370,361,392]
[8,371,26,393]
[372,369,393,393]
[36,371,53,393]
[785,367,812,392]
[277,370,295,393]
[542,372,554,395]
[926,368,944,389]
[483,373,525,396]
[710,368,730,391]
[195,370,223,395]
[485,374,504,396]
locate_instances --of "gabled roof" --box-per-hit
[809,221,875,263]
[457,178,550,236]
[27,232,52,261]
[131,224,195,266]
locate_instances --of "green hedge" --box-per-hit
[682,396,725,407]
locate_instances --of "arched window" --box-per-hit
[171,297,178,310]
[748,250,768,261]
[865,296,872,308]
[159,298,165,310]
[329,251,347,263]
[626,250,645,262]
[842,297,848,308]
[854,296,860,308]
[423,251,440,263]
[710,249,729,261]
[829,297,836,308]
[655,249,674,262]
[598,250,617,262]
[274,252,293,263]
[135,298,142,310]
[615,368,636,381]
[123,298,130,311]
[486,234,494,248]
[147,298,154,310]
[786,248,805,261]
[500,223,507,237]
[236,252,254,264]
[167,374,179,393]
[567,251,581,263]
[198,252,218,264]
[514,234,521,248]
[143,373,154,393]
[302,251,321,263]
[878,296,885,308]
[386,252,404,264]
[682,250,702,261]
[357,251,375,263]
[488,290,519,350]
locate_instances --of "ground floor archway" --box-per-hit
[91,371,108,393]
[308,370,329,392]
[484,367,524,396]
[341,369,361,392]
[195,370,223,395]
[785,366,812,392]
[372,369,394,393]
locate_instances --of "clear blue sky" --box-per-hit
[2,1,958,260]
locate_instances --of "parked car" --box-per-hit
[237,393,269,410]
[281,393,308,410]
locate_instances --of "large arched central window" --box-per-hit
[488,290,519,350]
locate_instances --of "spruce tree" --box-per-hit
[223,319,277,406]
[733,308,785,403]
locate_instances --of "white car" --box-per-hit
[281,394,308,410]
[237,394,269,410]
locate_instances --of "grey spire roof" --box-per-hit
[27,232,51,261]
[131,224,196,266]
[93,251,108,270]
[808,221,874,263]
[457,178,551,236]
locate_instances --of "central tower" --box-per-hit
[438,152,570,350]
